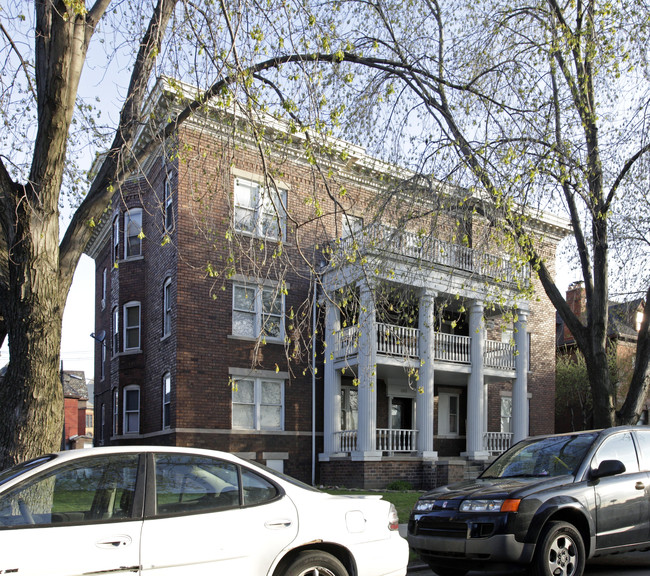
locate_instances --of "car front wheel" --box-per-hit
[282,550,349,576]
[531,520,585,576]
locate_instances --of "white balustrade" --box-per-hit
[484,431,513,455]
[335,430,358,452]
[376,323,419,357]
[376,429,418,452]
[434,332,471,364]
[484,340,516,369]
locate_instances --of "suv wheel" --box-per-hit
[531,520,585,576]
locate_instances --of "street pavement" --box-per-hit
[405,552,650,575]
[400,526,650,575]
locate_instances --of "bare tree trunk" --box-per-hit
[0,196,64,469]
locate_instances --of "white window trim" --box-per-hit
[124,208,143,259]
[233,177,287,241]
[232,376,285,431]
[164,173,174,233]
[112,306,119,357]
[123,385,140,435]
[162,372,171,429]
[123,301,141,352]
[112,389,119,437]
[437,392,460,437]
[232,283,285,342]
[163,277,172,338]
[112,215,119,266]
[100,340,106,381]
[101,268,107,310]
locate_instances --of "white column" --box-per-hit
[417,288,438,459]
[462,300,490,460]
[513,308,530,442]
[321,298,341,459]
[353,281,381,460]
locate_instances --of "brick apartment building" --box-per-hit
[85,77,569,488]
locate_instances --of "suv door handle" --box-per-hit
[264,519,293,529]
[635,481,645,490]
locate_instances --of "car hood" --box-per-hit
[419,475,576,502]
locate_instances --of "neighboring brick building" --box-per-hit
[85,78,569,488]
[556,282,648,431]
[62,370,93,450]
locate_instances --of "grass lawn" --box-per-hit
[324,488,421,523]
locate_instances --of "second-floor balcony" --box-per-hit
[334,322,516,370]
[328,224,529,286]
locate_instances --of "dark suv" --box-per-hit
[407,426,650,576]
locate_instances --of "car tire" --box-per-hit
[531,520,585,576]
[282,550,349,576]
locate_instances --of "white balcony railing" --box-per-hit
[434,332,471,364]
[331,224,529,285]
[376,323,419,357]
[484,340,516,370]
[334,429,417,453]
[484,431,513,455]
[377,428,418,452]
[335,324,515,369]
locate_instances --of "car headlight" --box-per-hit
[414,500,435,512]
[459,499,520,512]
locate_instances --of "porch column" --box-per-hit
[321,297,341,459]
[513,308,530,443]
[462,300,490,460]
[417,288,438,459]
[353,280,381,460]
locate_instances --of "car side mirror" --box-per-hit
[590,459,626,479]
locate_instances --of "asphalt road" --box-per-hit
[406,551,650,575]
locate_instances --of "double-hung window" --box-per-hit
[112,306,119,355]
[112,215,119,265]
[163,278,172,337]
[112,389,119,436]
[162,372,171,429]
[232,284,283,341]
[164,173,174,232]
[101,268,107,310]
[123,386,140,434]
[124,208,143,258]
[232,378,283,430]
[123,302,141,351]
[234,178,287,240]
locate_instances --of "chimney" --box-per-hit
[564,281,586,343]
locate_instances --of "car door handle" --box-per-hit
[264,519,293,529]
[96,535,133,548]
[635,481,645,491]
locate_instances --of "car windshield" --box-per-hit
[0,455,56,487]
[481,433,598,479]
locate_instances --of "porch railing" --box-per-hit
[335,325,516,369]
[335,430,358,452]
[377,428,418,452]
[484,340,516,370]
[334,429,417,453]
[484,431,513,455]
[376,323,419,357]
[434,332,471,364]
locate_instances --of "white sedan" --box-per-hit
[0,446,408,576]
